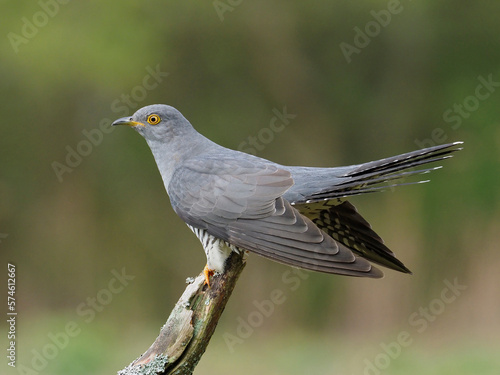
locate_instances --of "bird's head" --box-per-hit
[112,104,194,142]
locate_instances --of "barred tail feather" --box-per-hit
[303,142,463,202]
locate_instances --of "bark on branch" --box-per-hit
[118,251,246,375]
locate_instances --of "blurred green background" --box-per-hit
[1,1,499,374]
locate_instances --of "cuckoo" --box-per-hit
[112,104,462,284]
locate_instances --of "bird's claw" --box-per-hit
[203,265,214,287]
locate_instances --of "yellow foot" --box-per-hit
[203,265,214,287]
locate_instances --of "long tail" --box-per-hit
[290,142,462,274]
[303,142,463,202]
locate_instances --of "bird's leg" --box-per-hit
[203,265,214,287]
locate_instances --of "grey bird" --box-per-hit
[112,104,462,283]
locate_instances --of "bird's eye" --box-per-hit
[147,114,161,125]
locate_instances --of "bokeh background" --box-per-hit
[2,1,500,374]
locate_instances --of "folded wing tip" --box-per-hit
[365,263,412,279]
[367,265,384,279]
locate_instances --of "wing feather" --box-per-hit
[168,156,382,278]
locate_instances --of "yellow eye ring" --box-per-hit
[147,114,161,125]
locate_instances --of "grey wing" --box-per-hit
[295,200,411,273]
[168,156,382,278]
